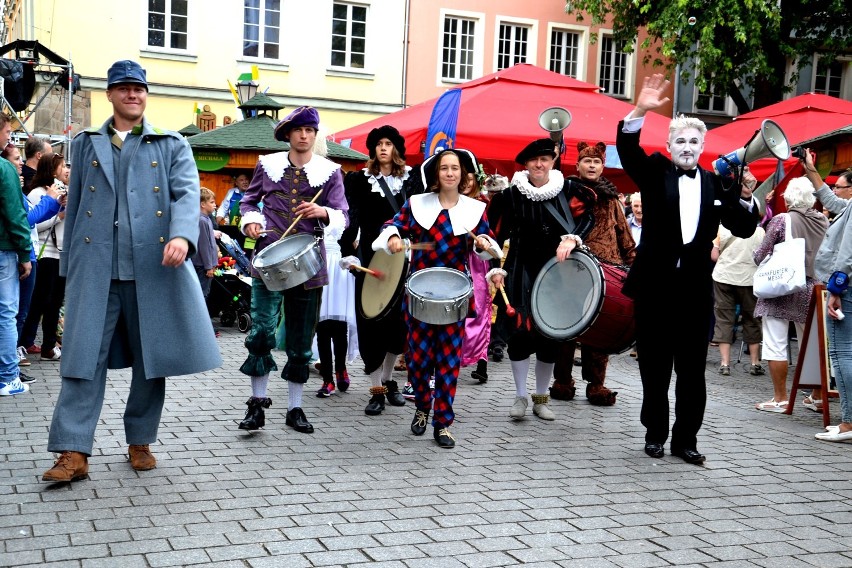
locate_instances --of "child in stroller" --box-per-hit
[208,233,253,332]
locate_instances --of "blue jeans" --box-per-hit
[16,259,36,339]
[0,251,21,382]
[827,291,852,424]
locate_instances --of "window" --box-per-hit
[147,0,188,50]
[331,2,366,69]
[550,29,580,78]
[814,58,843,97]
[695,82,731,114]
[243,0,280,59]
[497,23,529,70]
[442,16,475,81]
[598,34,629,97]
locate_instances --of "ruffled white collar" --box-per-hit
[511,169,565,201]
[410,192,486,236]
[365,166,411,196]
[259,152,340,186]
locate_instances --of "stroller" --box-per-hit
[207,233,253,332]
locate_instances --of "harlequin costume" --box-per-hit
[373,148,500,447]
[550,142,636,406]
[487,138,594,421]
[340,125,410,415]
[238,106,349,434]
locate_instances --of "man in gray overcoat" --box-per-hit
[42,60,222,483]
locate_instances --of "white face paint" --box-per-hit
[666,127,704,170]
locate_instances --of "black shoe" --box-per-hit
[285,407,314,433]
[365,393,385,416]
[411,410,429,436]
[238,397,271,430]
[434,426,456,448]
[644,443,664,458]
[384,380,406,407]
[491,346,504,363]
[18,371,37,384]
[671,448,705,464]
[471,359,488,383]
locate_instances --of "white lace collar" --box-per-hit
[365,166,411,196]
[511,169,565,201]
[259,152,340,186]
[410,192,486,236]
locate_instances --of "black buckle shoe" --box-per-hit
[471,359,488,383]
[671,447,705,464]
[434,426,456,448]
[365,393,385,415]
[384,380,406,407]
[285,407,314,433]
[411,410,429,436]
[644,443,664,458]
[239,397,271,430]
[491,346,504,363]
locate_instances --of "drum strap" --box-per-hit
[376,176,405,214]
[542,191,577,235]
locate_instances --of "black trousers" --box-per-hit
[316,319,348,380]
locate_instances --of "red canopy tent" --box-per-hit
[331,64,686,192]
[703,93,852,181]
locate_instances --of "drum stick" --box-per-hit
[351,264,385,280]
[468,229,499,259]
[405,242,436,251]
[496,283,516,317]
[282,189,324,238]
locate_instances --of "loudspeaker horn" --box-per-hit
[539,107,572,142]
[713,119,791,177]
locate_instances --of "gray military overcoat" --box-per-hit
[59,118,222,379]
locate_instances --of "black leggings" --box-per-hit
[316,320,348,380]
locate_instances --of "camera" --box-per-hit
[791,146,805,160]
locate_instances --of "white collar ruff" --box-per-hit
[365,166,411,196]
[259,152,340,186]
[410,192,486,236]
[511,169,564,201]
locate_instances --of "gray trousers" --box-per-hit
[48,281,165,455]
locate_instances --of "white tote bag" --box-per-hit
[753,213,807,299]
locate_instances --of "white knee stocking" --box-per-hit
[535,361,555,395]
[511,358,531,397]
[379,352,397,384]
[251,374,269,398]
[288,382,303,410]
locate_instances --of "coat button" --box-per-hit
[89,185,95,191]
[92,160,98,167]
[84,237,91,243]
[291,198,297,203]
[159,237,165,243]
[291,189,297,194]
[151,161,158,167]
[156,211,163,217]
[153,186,160,193]
[86,211,92,216]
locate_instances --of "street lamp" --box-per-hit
[236,79,258,105]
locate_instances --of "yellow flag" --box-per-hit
[226,79,241,106]
[251,65,259,81]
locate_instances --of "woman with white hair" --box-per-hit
[753,177,828,412]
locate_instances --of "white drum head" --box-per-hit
[252,233,315,268]
[531,252,604,340]
[406,267,470,301]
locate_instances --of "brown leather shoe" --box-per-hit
[128,444,157,471]
[42,451,89,482]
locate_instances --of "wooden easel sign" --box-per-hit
[787,284,839,427]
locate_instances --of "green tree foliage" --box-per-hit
[565,0,851,112]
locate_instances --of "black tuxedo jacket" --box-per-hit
[616,121,759,301]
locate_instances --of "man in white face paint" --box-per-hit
[616,73,760,466]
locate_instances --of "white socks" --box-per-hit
[380,352,398,384]
[511,358,530,397]
[535,361,555,395]
[251,374,269,398]
[288,382,303,410]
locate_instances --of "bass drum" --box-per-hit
[359,249,409,320]
[530,249,635,353]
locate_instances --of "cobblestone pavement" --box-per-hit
[2,325,851,568]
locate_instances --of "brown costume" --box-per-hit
[551,142,636,405]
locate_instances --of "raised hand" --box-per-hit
[635,73,672,113]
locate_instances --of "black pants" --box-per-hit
[316,320,348,381]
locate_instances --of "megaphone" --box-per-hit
[713,119,790,177]
[539,107,572,143]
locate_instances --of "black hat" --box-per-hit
[366,125,406,160]
[107,60,148,90]
[420,148,478,190]
[515,138,558,165]
[274,106,320,142]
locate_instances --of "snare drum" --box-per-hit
[252,233,323,291]
[530,249,635,353]
[359,249,409,320]
[405,267,473,325]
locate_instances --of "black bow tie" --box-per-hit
[677,167,698,179]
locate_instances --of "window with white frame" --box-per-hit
[147,0,188,50]
[497,23,529,70]
[442,15,476,81]
[814,57,844,98]
[331,2,366,69]
[694,81,732,114]
[598,34,630,97]
[549,28,580,78]
[243,0,280,59]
